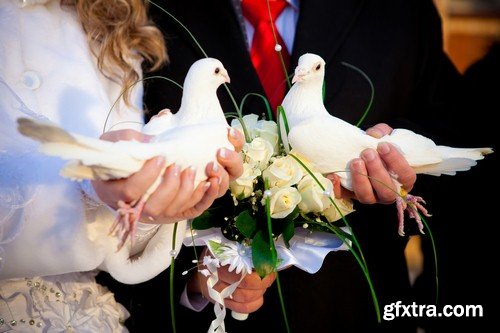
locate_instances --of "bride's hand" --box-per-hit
[92,127,244,223]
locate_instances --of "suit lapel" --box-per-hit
[291,0,366,67]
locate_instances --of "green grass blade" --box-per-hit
[420,214,439,304]
[170,222,179,333]
[277,106,291,152]
[240,92,273,121]
[148,1,242,118]
[288,154,381,322]
[103,75,182,134]
[263,179,291,333]
[341,62,374,128]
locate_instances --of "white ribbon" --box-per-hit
[204,256,246,333]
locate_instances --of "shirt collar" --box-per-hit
[288,0,299,11]
[239,0,299,11]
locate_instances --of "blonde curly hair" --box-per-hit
[63,0,167,105]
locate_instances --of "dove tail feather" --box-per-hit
[17,117,77,144]
[414,158,478,176]
[60,161,96,181]
[435,146,493,160]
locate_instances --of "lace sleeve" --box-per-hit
[0,77,49,268]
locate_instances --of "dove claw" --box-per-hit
[109,199,146,251]
[395,194,430,236]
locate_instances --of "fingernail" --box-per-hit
[156,156,166,166]
[361,149,376,162]
[213,162,219,172]
[218,176,222,185]
[219,148,227,159]
[204,182,211,190]
[377,142,391,155]
[351,159,363,171]
[173,164,180,177]
[142,135,153,143]
[367,128,384,139]
[229,128,239,138]
[189,165,197,178]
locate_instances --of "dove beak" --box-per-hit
[292,67,308,84]
[221,69,230,83]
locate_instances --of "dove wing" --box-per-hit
[151,122,233,184]
[382,129,443,166]
[17,117,160,180]
[288,115,378,188]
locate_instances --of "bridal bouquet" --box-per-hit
[188,113,355,279]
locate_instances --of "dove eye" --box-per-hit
[315,64,321,71]
[215,67,220,74]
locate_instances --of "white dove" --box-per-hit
[280,53,493,235]
[17,58,234,248]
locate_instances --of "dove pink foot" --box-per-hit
[396,194,431,236]
[109,198,147,250]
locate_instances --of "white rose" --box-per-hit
[256,120,279,155]
[264,187,301,219]
[323,198,355,222]
[244,137,274,170]
[231,114,259,139]
[297,173,334,213]
[263,156,303,188]
[230,163,261,199]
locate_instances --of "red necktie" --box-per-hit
[241,0,290,113]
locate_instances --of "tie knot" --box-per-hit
[241,0,289,27]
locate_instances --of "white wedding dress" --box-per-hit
[0,1,185,331]
[0,272,128,332]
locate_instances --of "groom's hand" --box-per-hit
[329,123,416,204]
[187,248,276,313]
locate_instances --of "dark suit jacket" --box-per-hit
[99,1,465,332]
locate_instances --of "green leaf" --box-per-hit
[191,211,214,230]
[282,219,295,248]
[252,230,277,278]
[208,240,224,256]
[235,210,257,239]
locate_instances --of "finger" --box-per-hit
[100,129,152,143]
[120,157,166,202]
[211,280,266,303]
[377,142,416,192]
[230,287,266,303]
[260,272,276,289]
[224,297,264,314]
[186,177,220,215]
[178,180,212,216]
[206,161,229,197]
[237,272,275,290]
[360,149,397,203]
[163,166,196,216]
[326,173,343,199]
[227,127,245,152]
[142,164,181,218]
[217,148,244,181]
[350,158,377,204]
[365,123,392,139]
